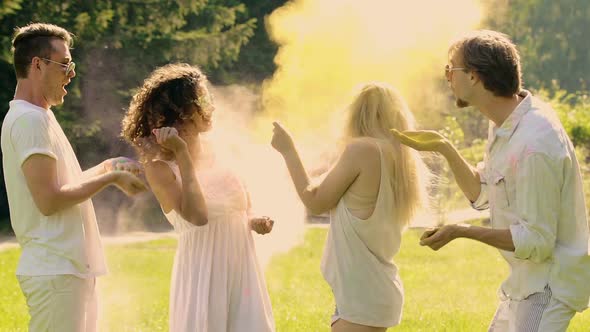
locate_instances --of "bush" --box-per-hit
[537,87,590,151]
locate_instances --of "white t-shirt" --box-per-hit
[1,100,106,277]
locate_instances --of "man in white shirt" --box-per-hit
[1,23,147,332]
[392,30,590,331]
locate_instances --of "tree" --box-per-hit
[0,0,257,231]
[483,0,590,93]
[212,0,289,84]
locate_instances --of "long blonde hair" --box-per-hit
[344,83,428,227]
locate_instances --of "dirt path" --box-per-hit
[0,235,17,251]
[306,208,489,228]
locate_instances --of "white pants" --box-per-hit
[488,286,575,332]
[17,275,97,332]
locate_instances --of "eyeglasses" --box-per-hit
[40,58,76,76]
[444,64,466,79]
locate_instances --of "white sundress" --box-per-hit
[160,160,275,332]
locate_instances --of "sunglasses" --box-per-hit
[444,64,466,79]
[40,58,76,76]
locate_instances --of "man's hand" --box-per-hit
[249,216,274,235]
[112,171,148,196]
[104,157,142,176]
[391,129,450,153]
[419,224,462,251]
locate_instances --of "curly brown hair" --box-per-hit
[121,63,210,160]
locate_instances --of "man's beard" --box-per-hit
[456,98,469,108]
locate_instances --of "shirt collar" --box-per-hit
[492,90,531,139]
[10,99,50,113]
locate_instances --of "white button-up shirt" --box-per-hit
[471,90,590,311]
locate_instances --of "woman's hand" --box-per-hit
[249,216,274,235]
[390,129,450,153]
[271,122,296,155]
[152,127,187,155]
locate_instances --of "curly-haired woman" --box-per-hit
[121,63,275,332]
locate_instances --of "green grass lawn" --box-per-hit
[1,228,589,331]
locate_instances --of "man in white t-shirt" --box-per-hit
[1,23,147,332]
[392,30,590,331]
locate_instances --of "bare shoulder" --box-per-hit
[144,160,176,188]
[337,138,380,174]
[344,137,380,158]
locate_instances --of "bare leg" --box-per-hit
[85,278,98,332]
[332,319,387,332]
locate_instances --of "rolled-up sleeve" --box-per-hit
[470,161,489,210]
[510,152,560,263]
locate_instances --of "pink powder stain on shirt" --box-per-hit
[509,153,519,169]
[508,146,538,177]
[523,146,537,158]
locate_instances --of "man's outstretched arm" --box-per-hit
[392,129,482,202]
[438,140,482,203]
[22,154,146,216]
[81,157,142,179]
[420,224,514,251]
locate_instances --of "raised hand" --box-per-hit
[113,171,148,196]
[152,127,187,154]
[271,122,295,155]
[249,216,274,235]
[104,157,142,176]
[390,129,450,153]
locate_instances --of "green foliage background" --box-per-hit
[0,0,588,230]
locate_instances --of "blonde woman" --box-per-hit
[121,63,275,332]
[271,83,428,331]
